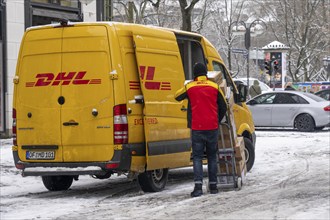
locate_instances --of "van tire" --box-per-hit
[42,176,74,191]
[244,137,255,172]
[138,168,169,192]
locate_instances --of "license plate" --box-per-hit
[26,151,55,160]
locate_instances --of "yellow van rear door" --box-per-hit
[60,25,114,162]
[16,28,63,162]
[133,27,191,170]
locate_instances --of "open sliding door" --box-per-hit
[133,27,191,170]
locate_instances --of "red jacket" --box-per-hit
[175,76,227,130]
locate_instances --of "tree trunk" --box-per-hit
[127,1,134,23]
[178,0,199,31]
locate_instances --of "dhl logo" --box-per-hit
[26,71,101,87]
[129,66,171,91]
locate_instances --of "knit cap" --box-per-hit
[193,63,207,78]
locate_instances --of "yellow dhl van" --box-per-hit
[12,21,256,192]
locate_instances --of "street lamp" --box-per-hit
[232,19,266,88]
[227,21,243,75]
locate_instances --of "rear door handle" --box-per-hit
[181,106,187,112]
[63,121,79,126]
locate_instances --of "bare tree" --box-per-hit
[205,0,248,76]
[113,0,161,24]
[257,0,330,82]
[193,0,208,33]
[144,0,182,28]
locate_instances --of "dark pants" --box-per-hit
[191,129,219,185]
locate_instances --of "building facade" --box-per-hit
[0,0,112,137]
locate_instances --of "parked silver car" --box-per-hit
[246,91,330,131]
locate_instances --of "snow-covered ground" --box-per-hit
[1,129,330,220]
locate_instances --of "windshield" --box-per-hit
[247,79,271,92]
[259,82,270,91]
[236,79,270,89]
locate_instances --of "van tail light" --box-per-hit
[105,163,119,169]
[15,163,25,170]
[324,106,330,111]
[113,104,128,144]
[12,108,17,146]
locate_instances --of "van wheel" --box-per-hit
[244,137,255,172]
[92,172,112,179]
[138,168,168,192]
[42,176,74,191]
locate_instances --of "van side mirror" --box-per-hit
[234,83,248,103]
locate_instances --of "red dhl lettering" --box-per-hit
[134,119,144,125]
[134,118,158,125]
[26,71,101,87]
[146,117,158,124]
[129,66,171,91]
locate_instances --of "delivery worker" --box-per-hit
[175,63,227,197]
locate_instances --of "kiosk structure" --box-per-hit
[262,41,290,90]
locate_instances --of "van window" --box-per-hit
[212,61,235,90]
[212,61,226,81]
[176,35,206,80]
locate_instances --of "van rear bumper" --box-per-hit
[21,165,109,177]
[13,143,145,177]
[15,158,124,177]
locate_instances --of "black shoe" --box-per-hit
[209,184,218,194]
[190,184,203,197]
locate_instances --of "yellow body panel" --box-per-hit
[147,152,192,170]
[130,156,146,173]
[15,28,62,161]
[61,26,114,162]
[233,103,255,135]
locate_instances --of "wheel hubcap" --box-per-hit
[296,116,311,130]
[151,169,163,183]
[244,148,250,163]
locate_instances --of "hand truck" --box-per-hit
[216,96,243,190]
[216,146,242,190]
